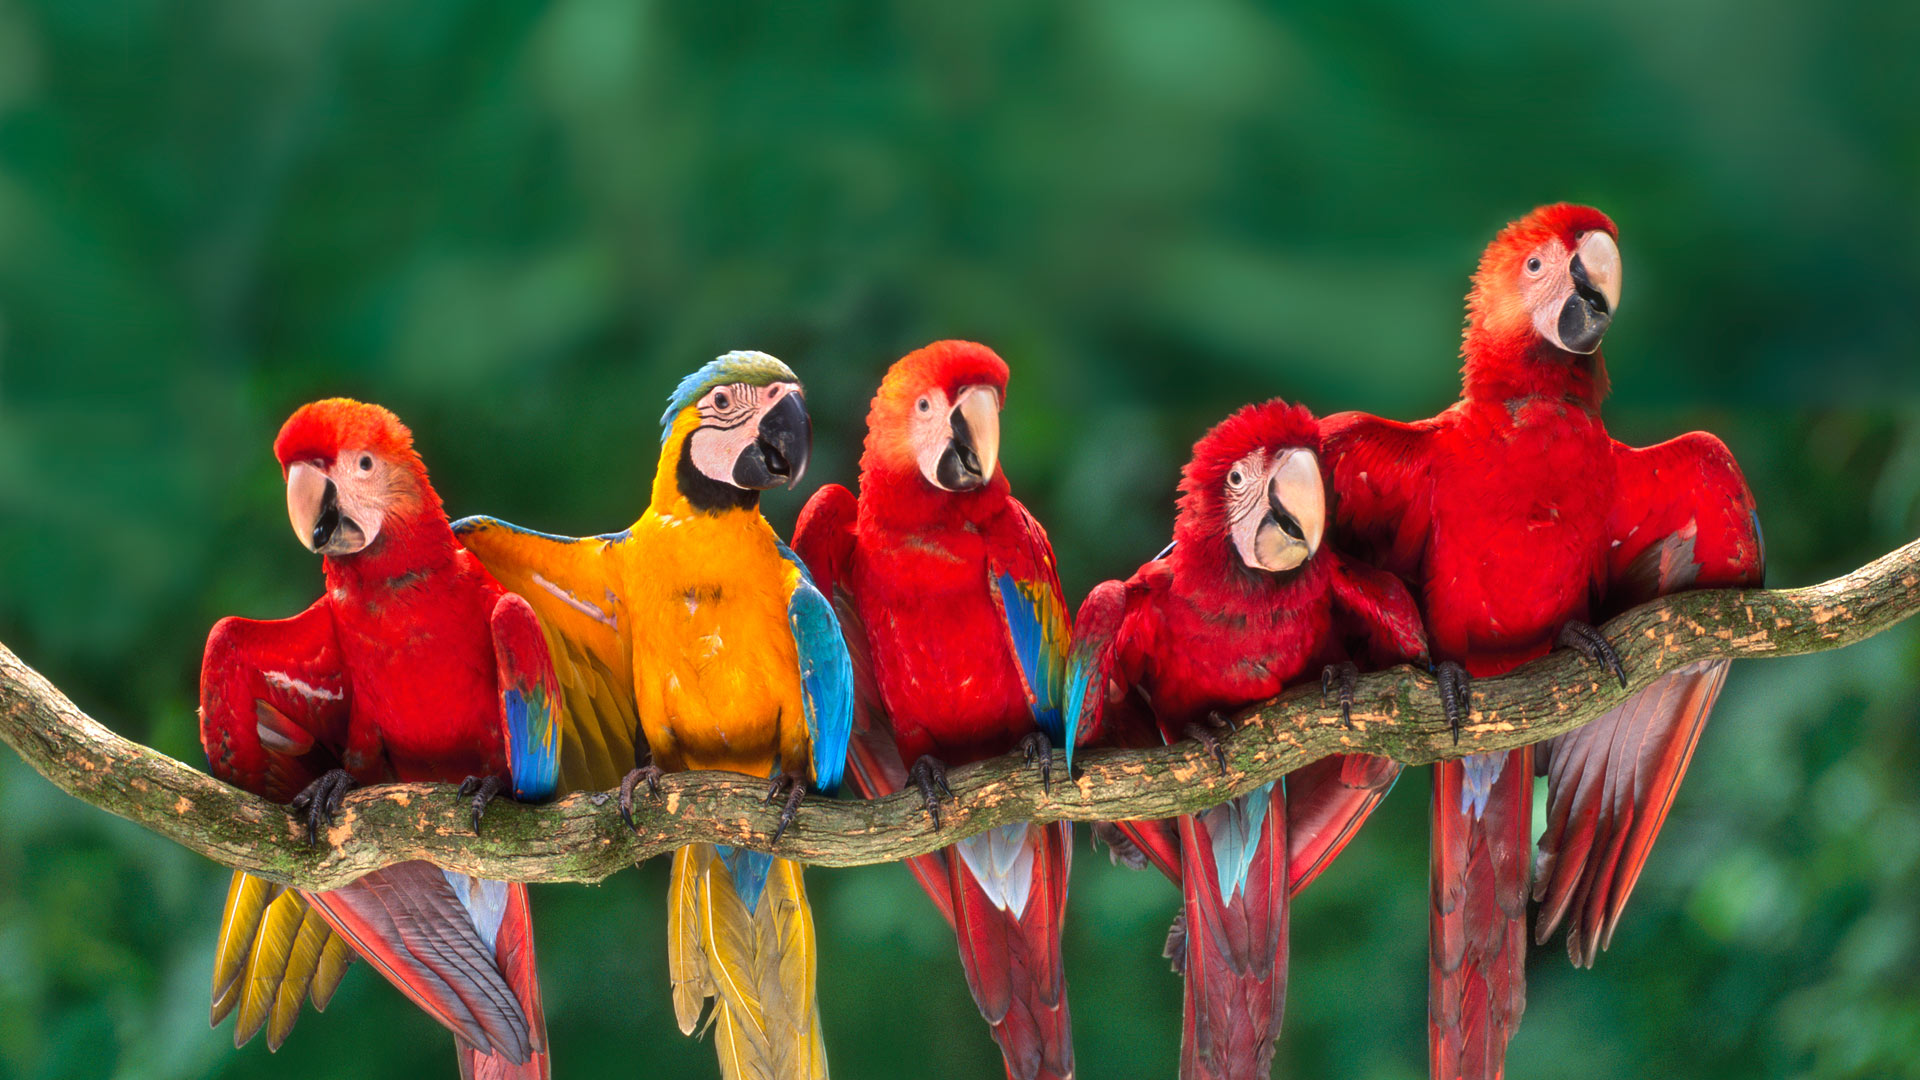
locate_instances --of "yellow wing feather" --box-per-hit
[667,843,827,1080]
[211,870,274,1024]
[232,887,305,1047]
[456,518,642,793]
[309,931,353,1012]
[266,904,332,1051]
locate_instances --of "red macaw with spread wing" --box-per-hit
[199,399,560,1077]
[1319,203,1765,1079]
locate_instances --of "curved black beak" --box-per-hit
[732,391,812,490]
[310,480,343,553]
[935,404,987,491]
[1557,252,1614,355]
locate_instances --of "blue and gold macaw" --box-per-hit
[455,351,853,1080]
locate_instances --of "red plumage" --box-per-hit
[1320,204,1764,1079]
[200,399,550,1076]
[1069,399,1427,1079]
[794,341,1075,1080]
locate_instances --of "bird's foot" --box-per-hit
[1018,731,1057,794]
[1183,712,1235,773]
[1321,661,1360,728]
[288,769,357,847]
[1092,821,1150,870]
[908,756,955,830]
[762,771,809,846]
[618,765,665,833]
[1434,661,1472,744]
[1558,620,1628,689]
[456,775,509,835]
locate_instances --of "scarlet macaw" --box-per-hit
[199,399,558,1076]
[1319,203,1765,1079]
[1065,399,1427,1080]
[456,351,852,1080]
[792,340,1075,1080]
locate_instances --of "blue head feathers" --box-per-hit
[660,351,801,444]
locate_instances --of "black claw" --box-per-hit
[1322,661,1360,728]
[618,766,665,833]
[1019,731,1056,794]
[1184,717,1232,773]
[1559,620,1628,689]
[289,769,357,847]
[909,757,953,830]
[458,775,506,835]
[1434,661,1472,745]
[763,772,808,846]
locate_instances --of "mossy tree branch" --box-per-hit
[3,537,1918,891]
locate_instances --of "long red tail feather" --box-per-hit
[1178,783,1288,1080]
[1430,750,1531,1080]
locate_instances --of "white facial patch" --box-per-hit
[687,381,792,485]
[910,386,955,486]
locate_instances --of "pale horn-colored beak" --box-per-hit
[285,462,330,553]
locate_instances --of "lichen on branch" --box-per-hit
[2,536,1917,892]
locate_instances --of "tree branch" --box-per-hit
[4,537,1917,891]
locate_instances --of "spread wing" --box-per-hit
[455,516,641,794]
[490,592,564,802]
[1319,410,1441,581]
[988,497,1073,744]
[778,542,855,796]
[199,602,358,1047]
[1534,431,1766,965]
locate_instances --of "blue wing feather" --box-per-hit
[993,571,1071,744]
[777,543,854,796]
[503,685,560,801]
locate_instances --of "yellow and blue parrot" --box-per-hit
[454,351,853,1080]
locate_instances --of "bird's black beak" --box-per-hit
[933,386,1002,492]
[733,391,812,490]
[310,480,343,552]
[1557,252,1614,355]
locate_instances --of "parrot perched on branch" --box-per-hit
[456,351,853,1080]
[1318,203,1765,1080]
[198,399,558,1077]
[792,341,1076,1080]
[1064,399,1428,1080]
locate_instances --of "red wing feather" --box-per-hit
[1285,753,1402,895]
[305,863,538,1067]
[200,601,351,802]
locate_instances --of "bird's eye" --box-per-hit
[1228,469,1244,486]
[358,455,373,472]
[1526,257,1543,274]
[917,398,931,414]
[714,392,730,410]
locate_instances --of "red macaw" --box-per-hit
[1319,203,1765,1079]
[199,399,560,1077]
[1064,399,1427,1080]
[792,340,1075,1080]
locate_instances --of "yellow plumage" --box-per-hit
[459,397,835,1079]
[668,845,826,1080]
[209,870,354,1049]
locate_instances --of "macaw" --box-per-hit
[455,351,853,1080]
[1064,399,1428,1080]
[1319,203,1765,1079]
[791,340,1075,1080]
[198,399,558,1077]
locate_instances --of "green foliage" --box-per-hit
[1,0,1918,1077]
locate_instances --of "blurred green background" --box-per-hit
[2,1,1919,1077]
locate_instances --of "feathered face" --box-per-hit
[1177,399,1326,576]
[866,340,1010,494]
[273,399,429,557]
[665,351,814,496]
[1472,203,1623,355]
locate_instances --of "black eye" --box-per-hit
[714,392,730,410]
[1228,469,1244,486]
[358,455,373,472]
[917,398,931,413]
[1526,257,1542,273]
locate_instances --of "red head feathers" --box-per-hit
[1173,398,1326,589]
[271,398,447,573]
[1462,202,1623,405]
[856,340,1013,525]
